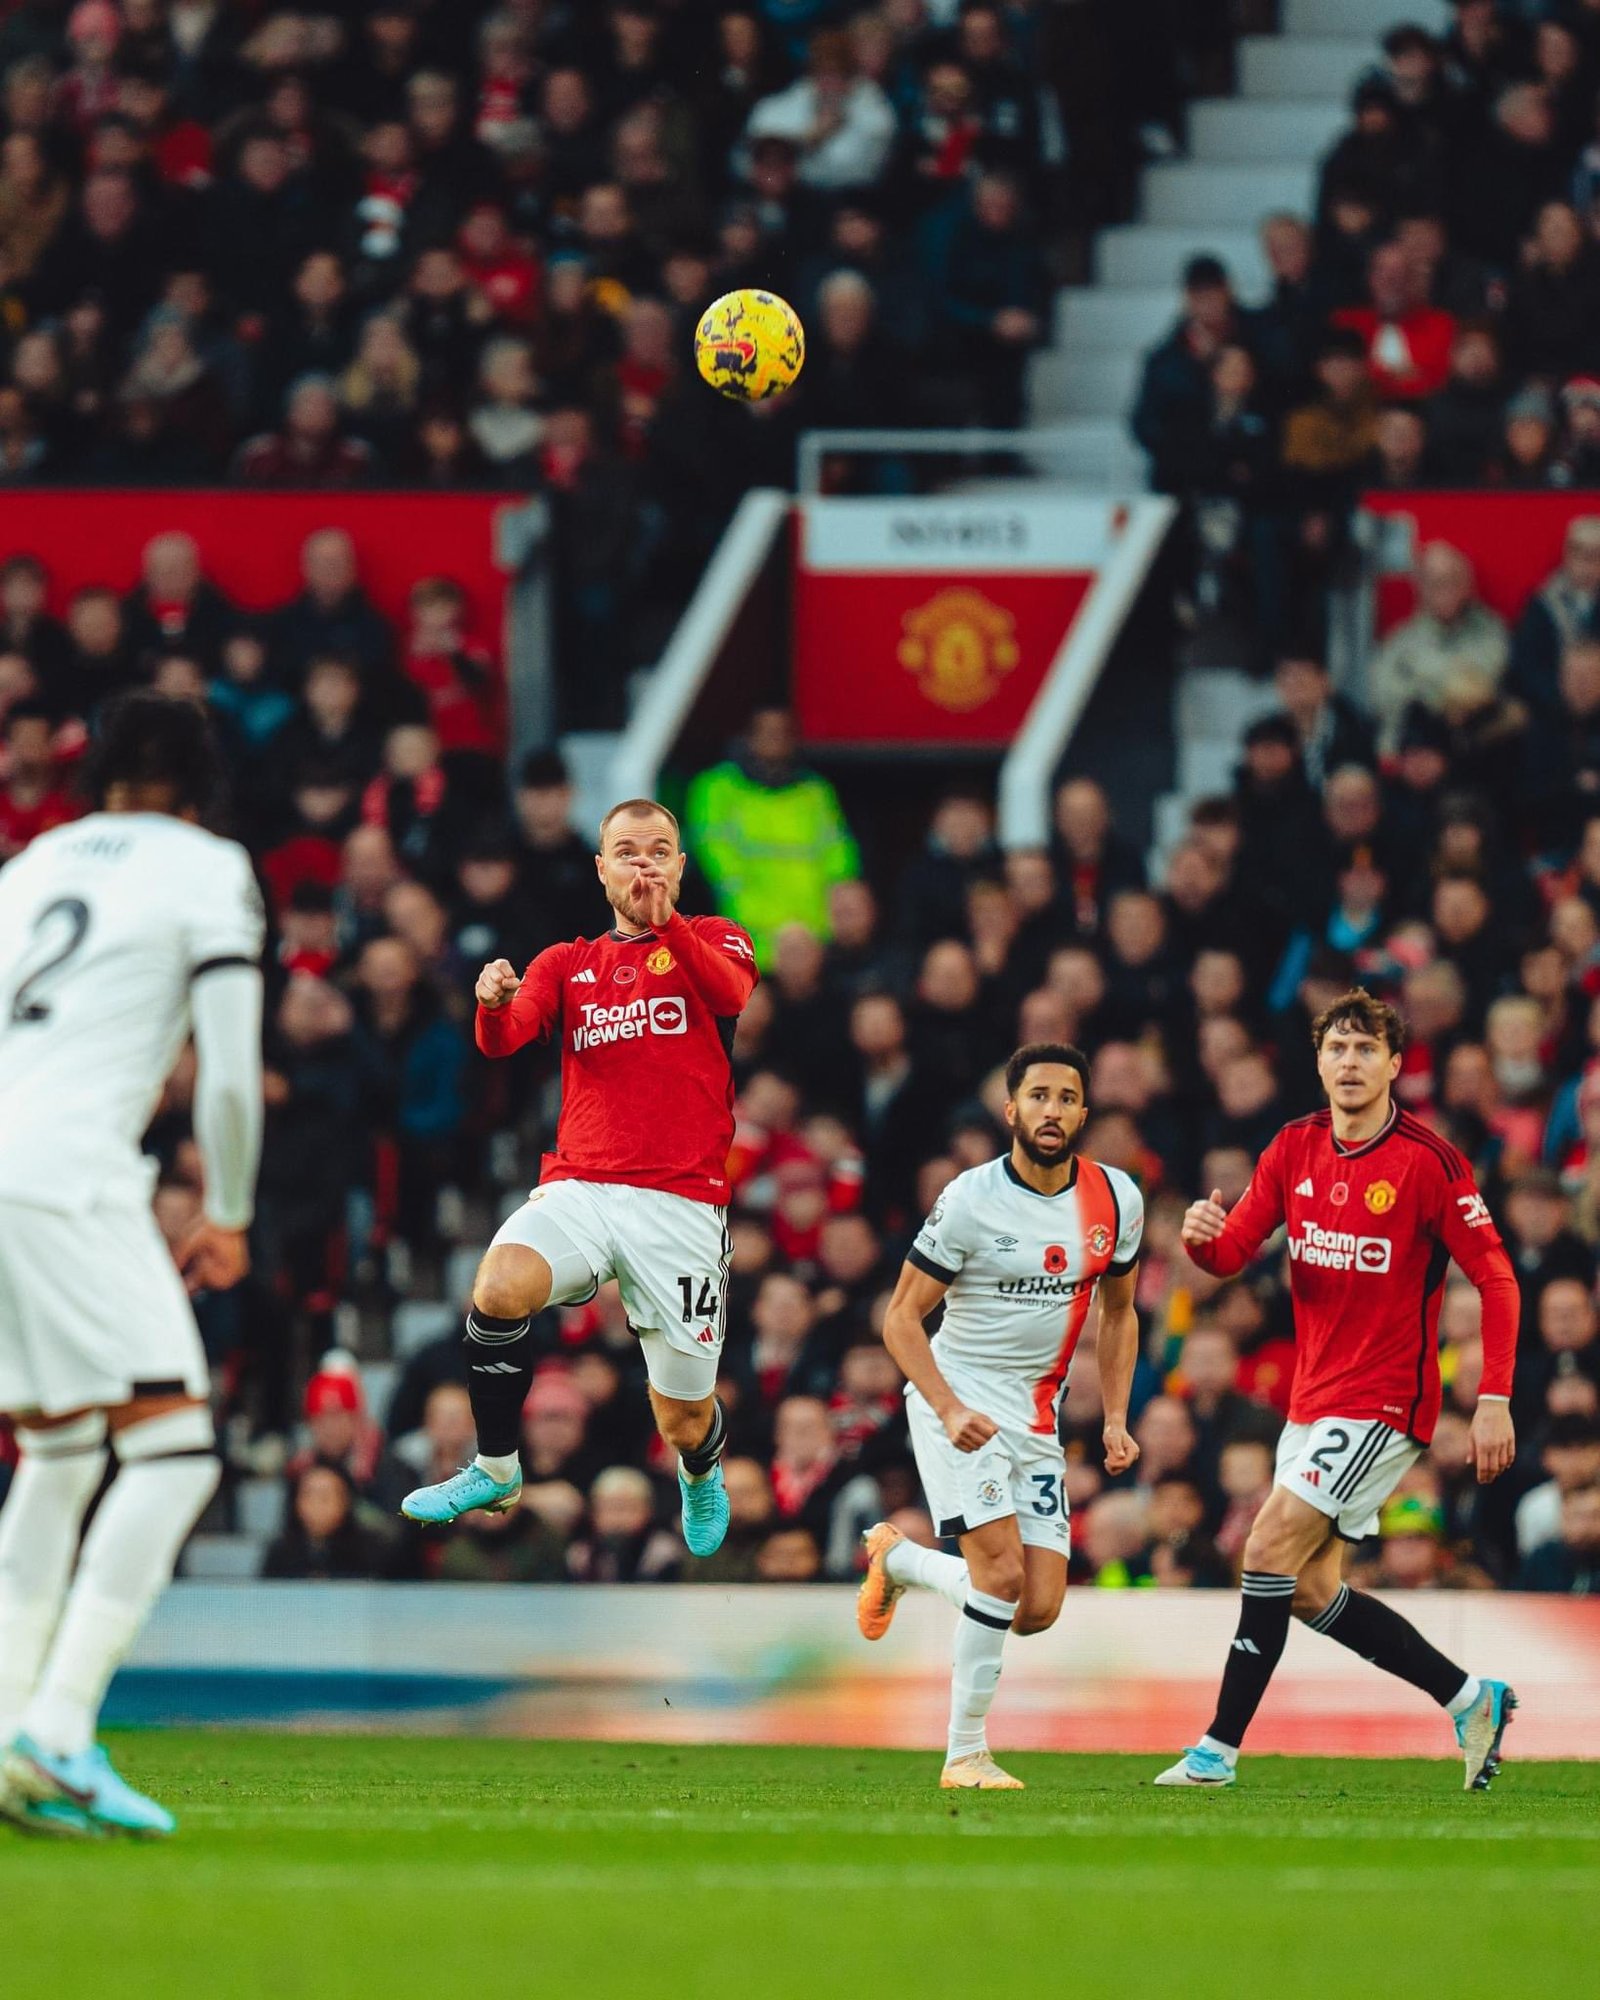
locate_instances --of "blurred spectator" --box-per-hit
[1367,542,1509,751]
[1517,1482,1600,1591]
[684,708,859,966]
[568,1466,682,1582]
[261,1462,392,1582]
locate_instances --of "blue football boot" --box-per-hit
[401,1463,522,1524]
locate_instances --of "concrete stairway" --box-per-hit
[1028,0,1452,489]
[1027,0,1452,864]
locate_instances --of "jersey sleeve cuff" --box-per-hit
[1105,1256,1139,1277]
[908,1246,957,1284]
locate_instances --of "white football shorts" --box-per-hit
[1275,1416,1422,1541]
[492,1179,730,1401]
[0,1193,208,1416]
[905,1383,1071,1555]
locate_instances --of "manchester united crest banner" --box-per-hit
[792,497,1116,745]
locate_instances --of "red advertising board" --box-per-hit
[792,496,1117,746]
[1361,489,1600,636]
[0,490,513,658]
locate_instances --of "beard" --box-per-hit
[1014,1122,1077,1169]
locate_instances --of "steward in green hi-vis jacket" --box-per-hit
[682,710,860,969]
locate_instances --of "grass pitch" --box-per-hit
[6,1735,1594,2000]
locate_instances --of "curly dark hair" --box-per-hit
[1310,987,1405,1055]
[1004,1041,1091,1100]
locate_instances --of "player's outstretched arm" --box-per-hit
[882,1261,997,1452]
[475,947,567,1056]
[1180,1146,1286,1278]
[1095,1268,1142,1475]
[653,907,757,1015]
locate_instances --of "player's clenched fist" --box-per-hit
[476,958,521,1009]
[1102,1421,1140,1475]
[943,1404,999,1453]
[1181,1187,1229,1248]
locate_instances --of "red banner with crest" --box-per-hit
[792,497,1117,746]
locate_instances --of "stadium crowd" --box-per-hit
[1133,0,1600,663]
[0,0,1598,1601]
[0,0,1126,722]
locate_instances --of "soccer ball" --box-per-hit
[694,288,805,401]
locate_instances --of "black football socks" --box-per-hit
[463,1309,532,1460]
[1205,1571,1297,1750]
[1306,1582,1471,1707]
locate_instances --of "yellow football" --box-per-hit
[694,288,805,401]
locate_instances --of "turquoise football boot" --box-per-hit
[8,1736,176,1837]
[1456,1680,1518,1791]
[401,1463,522,1523]
[1153,1745,1237,1787]
[678,1462,730,1556]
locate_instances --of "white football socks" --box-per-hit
[1446,1676,1483,1719]
[0,1418,108,1742]
[473,1453,520,1484]
[947,1587,1019,1761]
[885,1537,969,1609]
[23,1407,219,1759]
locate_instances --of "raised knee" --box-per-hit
[472,1253,537,1323]
[1011,1605,1060,1637]
[656,1402,710,1451]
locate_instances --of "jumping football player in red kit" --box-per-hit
[401,799,757,1555]
[1155,989,1521,1793]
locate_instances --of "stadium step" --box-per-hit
[392,1298,457,1358]
[1094,224,1271,297]
[184,1534,268,1580]
[1237,37,1377,102]
[1053,287,1178,353]
[235,1478,287,1540]
[1019,418,1147,490]
[1187,97,1347,165]
[1282,0,1451,36]
[1141,160,1318,228]
[1028,348,1142,421]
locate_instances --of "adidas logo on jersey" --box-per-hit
[571,968,597,984]
[1295,1179,1314,1197]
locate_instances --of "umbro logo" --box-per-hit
[994,1235,1018,1252]
[1295,1179,1314,1197]
[571,968,597,984]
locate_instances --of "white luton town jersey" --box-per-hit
[0,813,264,1215]
[910,1154,1144,1434]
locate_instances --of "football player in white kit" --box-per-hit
[857,1042,1144,1789]
[0,694,263,1837]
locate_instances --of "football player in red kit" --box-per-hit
[1155,989,1522,1792]
[401,799,757,1554]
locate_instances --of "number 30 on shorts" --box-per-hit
[1030,1473,1062,1517]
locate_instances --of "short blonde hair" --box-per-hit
[598,797,680,848]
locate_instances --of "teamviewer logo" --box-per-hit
[1355,1238,1391,1273]
[648,996,687,1035]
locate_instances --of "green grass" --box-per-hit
[7,1736,1595,2000]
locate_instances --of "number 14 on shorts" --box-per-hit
[675,1275,720,1322]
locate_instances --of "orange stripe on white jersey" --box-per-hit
[1029,1158,1119,1434]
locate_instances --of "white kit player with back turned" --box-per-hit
[857,1042,1144,1790]
[0,694,264,1840]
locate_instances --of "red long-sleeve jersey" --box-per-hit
[476,911,757,1205]
[1188,1107,1518,1443]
